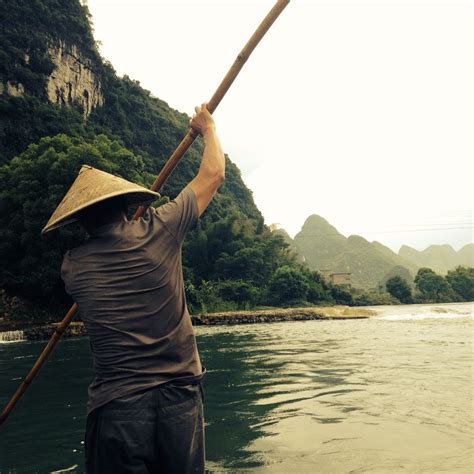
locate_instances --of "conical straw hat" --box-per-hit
[42,165,160,234]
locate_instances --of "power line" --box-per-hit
[296,226,473,238]
[356,226,473,235]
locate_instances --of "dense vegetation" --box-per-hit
[382,266,473,305]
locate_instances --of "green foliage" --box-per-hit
[330,285,353,305]
[183,216,294,285]
[0,289,7,317]
[0,95,86,164]
[186,280,240,314]
[216,280,261,309]
[268,266,310,306]
[386,276,413,304]
[353,290,398,306]
[183,280,204,315]
[301,268,333,304]
[414,268,454,303]
[186,279,262,313]
[445,266,474,302]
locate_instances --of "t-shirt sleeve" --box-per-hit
[152,186,199,244]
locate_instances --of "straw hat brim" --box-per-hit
[42,165,161,234]
[42,190,159,234]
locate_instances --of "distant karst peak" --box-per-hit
[300,214,342,236]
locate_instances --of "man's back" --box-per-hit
[45,103,224,473]
[62,187,203,414]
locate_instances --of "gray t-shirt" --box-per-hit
[61,186,203,414]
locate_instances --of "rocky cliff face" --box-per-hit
[1,81,25,97]
[2,41,103,120]
[46,41,103,119]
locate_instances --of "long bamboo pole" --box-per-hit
[0,0,290,427]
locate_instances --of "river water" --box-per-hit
[0,302,472,473]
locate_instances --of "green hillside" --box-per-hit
[292,215,418,289]
[292,215,346,270]
[457,244,474,268]
[0,1,261,222]
[399,244,474,274]
[272,227,304,263]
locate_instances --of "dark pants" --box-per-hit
[85,382,205,474]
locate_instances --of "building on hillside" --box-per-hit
[320,270,333,282]
[331,272,351,287]
[319,269,352,288]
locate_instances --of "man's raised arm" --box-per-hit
[188,103,225,216]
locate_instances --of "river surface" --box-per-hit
[0,302,472,473]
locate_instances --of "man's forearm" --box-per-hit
[187,104,225,216]
[199,127,225,183]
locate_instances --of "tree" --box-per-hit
[302,269,333,304]
[268,265,310,306]
[330,284,353,305]
[446,266,474,301]
[216,280,259,309]
[414,268,453,303]
[353,290,398,306]
[215,247,265,283]
[386,276,413,304]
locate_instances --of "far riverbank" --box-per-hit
[0,306,375,342]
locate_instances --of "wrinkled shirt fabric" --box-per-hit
[62,187,204,414]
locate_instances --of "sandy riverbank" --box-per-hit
[192,305,375,325]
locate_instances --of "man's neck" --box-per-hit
[81,211,127,234]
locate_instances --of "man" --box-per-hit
[42,104,225,473]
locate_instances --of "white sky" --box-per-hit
[86,0,472,252]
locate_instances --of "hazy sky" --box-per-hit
[86,0,472,252]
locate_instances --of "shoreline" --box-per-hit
[0,306,375,342]
[192,306,375,325]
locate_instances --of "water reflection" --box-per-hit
[199,331,273,469]
[199,325,367,470]
[0,339,91,473]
